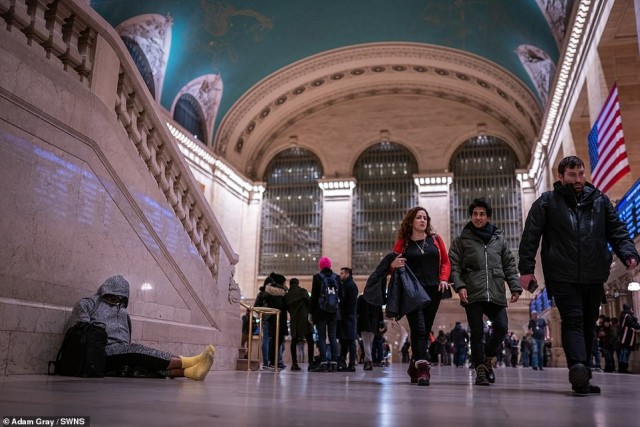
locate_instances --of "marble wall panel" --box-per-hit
[0,24,241,374]
[5,331,62,375]
[0,302,68,334]
[0,331,9,376]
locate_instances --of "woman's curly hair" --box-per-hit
[395,206,434,244]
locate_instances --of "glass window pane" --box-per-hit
[259,148,322,276]
[121,36,155,100]
[449,136,522,256]
[173,94,207,142]
[352,142,418,274]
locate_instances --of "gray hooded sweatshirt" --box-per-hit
[67,275,132,352]
[68,275,172,362]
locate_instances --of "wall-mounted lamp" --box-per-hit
[628,282,640,291]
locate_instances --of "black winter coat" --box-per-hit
[310,268,341,321]
[363,252,396,306]
[338,277,358,340]
[356,295,383,334]
[519,181,639,284]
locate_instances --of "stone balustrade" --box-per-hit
[1,0,237,281]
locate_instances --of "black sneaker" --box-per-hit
[329,362,338,372]
[569,363,590,394]
[311,362,328,372]
[475,365,490,386]
[572,383,601,395]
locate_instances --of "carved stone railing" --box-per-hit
[0,0,96,85]
[0,0,238,279]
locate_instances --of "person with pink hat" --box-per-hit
[309,257,341,372]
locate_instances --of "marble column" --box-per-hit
[318,178,356,268]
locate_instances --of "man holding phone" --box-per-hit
[519,156,639,395]
[449,198,522,386]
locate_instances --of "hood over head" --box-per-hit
[97,275,130,307]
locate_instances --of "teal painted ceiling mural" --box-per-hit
[91,0,558,126]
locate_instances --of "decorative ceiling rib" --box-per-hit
[216,43,543,177]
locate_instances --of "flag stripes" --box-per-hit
[587,83,630,193]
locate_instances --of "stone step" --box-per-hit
[236,358,261,371]
[238,348,247,359]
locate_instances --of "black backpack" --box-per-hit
[48,322,107,377]
[318,272,340,313]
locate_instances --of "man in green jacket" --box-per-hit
[449,198,522,385]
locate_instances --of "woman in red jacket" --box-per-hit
[390,207,451,386]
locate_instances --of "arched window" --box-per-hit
[449,136,522,254]
[121,36,155,99]
[173,94,207,142]
[352,142,418,274]
[259,148,323,276]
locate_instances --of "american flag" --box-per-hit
[587,83,630,193]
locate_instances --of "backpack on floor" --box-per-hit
[48,322,107,377]
[318,272,340,313]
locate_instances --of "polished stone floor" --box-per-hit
[0,364,637,427]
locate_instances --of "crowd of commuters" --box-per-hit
[242,156,639,396]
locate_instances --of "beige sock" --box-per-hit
[180,345,214,369]
[207,345,216,357]
[184,351,214,381]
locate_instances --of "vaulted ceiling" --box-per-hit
[91,0,571,178]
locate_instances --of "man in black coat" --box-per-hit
[519,156,639,395]
[310,257,341,372]
[337,267,359,372]
[357,294,383,371]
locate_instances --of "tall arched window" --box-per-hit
[121,36,155,99]
[259,148,323,276]
[352,142,418,274]
[173,94,207,142]
[449,136,522,254]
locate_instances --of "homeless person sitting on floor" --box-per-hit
[67,275,215,380]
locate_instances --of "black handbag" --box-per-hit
[386,265,431,320]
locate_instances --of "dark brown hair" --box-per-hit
[395,206,434,243]
[558,156,585,175]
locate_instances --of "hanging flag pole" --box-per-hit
[587,83,631,193]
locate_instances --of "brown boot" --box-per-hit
[415,360,431,386]
[484,357,496,383]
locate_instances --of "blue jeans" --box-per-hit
[620,346,631,364]
[316,318,338,362]
[261,321,270,366]
[532,338,544,368]
[522,349,531,367]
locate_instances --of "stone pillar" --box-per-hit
[318,178,356,267]
[414,174,453,246]
[238,185,265,299]
[635,0,640,57]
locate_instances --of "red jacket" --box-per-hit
[393,234,451,283]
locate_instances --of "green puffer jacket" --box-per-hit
[449,223,522,306]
